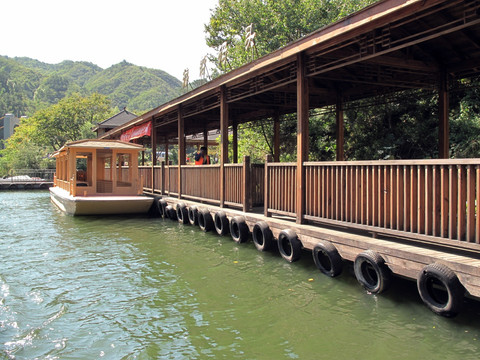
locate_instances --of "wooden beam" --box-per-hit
[296,53,309,224]
[220,85,229,207]
[438,69,449,159]
[273,113,280,162]
[178,106,185,199]
[336,93,345,161]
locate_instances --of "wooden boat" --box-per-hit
[50,139,153,215]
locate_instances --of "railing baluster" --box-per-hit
[458,165,467,241]
[418,166,425,234]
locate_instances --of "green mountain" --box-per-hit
[0,55,182,117]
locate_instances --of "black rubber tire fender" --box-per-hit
[417,263,464,317]
[214,211,230,236]
[188,206,199,225]
[165,205,177,221]
[176,202,189,224]
[252,221,274,251]
[230,216,249,243]
[354,250,391,294]
[158,199,168,218]
[312,241,343,277]
[277,229,302,263]
[198,208,214,232]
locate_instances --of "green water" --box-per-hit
[1,191,480,359]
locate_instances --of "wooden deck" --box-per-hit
[160,196,480,299]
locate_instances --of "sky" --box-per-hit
[1,0,219,81]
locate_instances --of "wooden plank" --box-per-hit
[390,166,397,230]
[418,166,425,234]
[410,165,418,233]
[384,166,391,229]
[458,166,467,241]
[476,167,480,244]
[379,165,384,228]
[425,165,433,236]
[449,166,458,240]
[396,165,404,231]
[466,166,475,242]
[403,166,410,232]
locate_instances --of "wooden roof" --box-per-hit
[101,0,480,141]
[53,139,145,156]
[92,108,137,131]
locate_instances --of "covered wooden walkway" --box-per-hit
[101,0,480,314]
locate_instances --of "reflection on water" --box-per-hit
[1,191,480,359]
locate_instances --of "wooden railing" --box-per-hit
[181,165,221,202]
[304,160,480,244]
[251,164,265,207]
[138,166,152,190]
[146,158,263,210]
[225,164,243,207]
[165,166,179,195]
[153,166,162,193]
[265,162,297,217]
[57,179,70,193]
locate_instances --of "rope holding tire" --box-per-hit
[278,229,302,263]
[158,199,168,218]
[214,211,230,236]
[354,250,391,294]
[230,216,249,243]
[312,241,343,277]
[198,208,214,232]
[417,263,464,317]
[252,221,274,251]
[188,206,199,225]
[176,202,189,224]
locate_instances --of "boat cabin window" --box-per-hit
[116,153,132,187]
[75,152,93,187]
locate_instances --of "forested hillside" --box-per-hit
[0,56,182,117]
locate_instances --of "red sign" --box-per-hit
[120,121,152,142]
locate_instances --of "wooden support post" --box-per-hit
[178,106,185,199]
[161,160,165,195]
[336,93,345,161]
[296,52,309,224]
[203,128,208,152]
[141,151,145,166]
[242,155,251,212]
[220,85,229,207]
[438,69,449,159]
[264,154,272,217]
[165,138,169,165]
[233,120,238,163]
[273,113,280,162]
[151,122,156,192]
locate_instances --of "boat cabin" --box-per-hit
[53,139,145,197]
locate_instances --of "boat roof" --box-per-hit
[53,139,145,157]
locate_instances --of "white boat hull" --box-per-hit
[50,187,154,215]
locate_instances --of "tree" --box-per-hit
[30,93,114,151]
[0,93,115,174]
[205,0,376,71]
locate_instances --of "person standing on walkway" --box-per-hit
[195,146,211,165]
